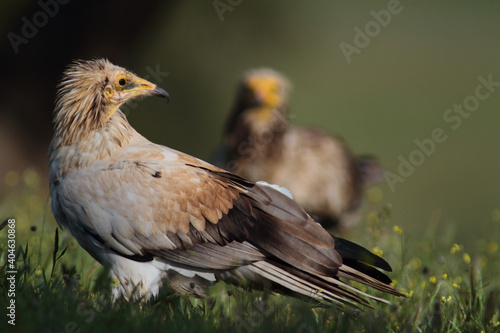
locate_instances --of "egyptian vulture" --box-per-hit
[213,68,383,231]
[49,59,401,307]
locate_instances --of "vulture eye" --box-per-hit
[118,78,127,87]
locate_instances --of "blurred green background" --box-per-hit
[1,0,499,250]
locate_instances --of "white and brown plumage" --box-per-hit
[49,59,401,306]
[213,68,383,231]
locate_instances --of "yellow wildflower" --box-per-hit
[372,247,383,257]
[429,276,437,284]
[463,253,471,264]
[442,273,447,280]
[450,243,460,254]
[393,225,403,234]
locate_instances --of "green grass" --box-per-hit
[0,171,499,333]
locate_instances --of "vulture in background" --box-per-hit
[213,68,383,231]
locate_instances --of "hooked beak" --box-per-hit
[126,77,170,103]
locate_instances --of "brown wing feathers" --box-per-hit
[164,166,402,303]
[156,242,265,271]
[187,166,342,275]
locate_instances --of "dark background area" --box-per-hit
[1,0,499,249]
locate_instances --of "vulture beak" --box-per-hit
[126,76,170,103]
